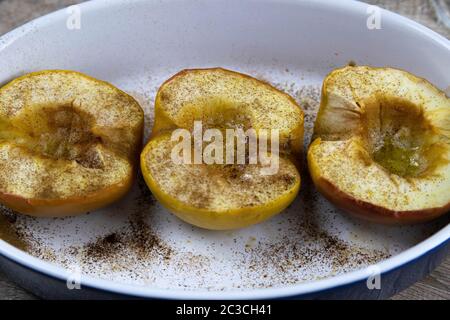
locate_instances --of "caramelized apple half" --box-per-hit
[308,66,450,224]
[141,68,303,230]
[0,70,144,216]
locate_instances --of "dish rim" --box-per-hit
[0,0,449,299]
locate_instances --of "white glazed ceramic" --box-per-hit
[0,0,449,299]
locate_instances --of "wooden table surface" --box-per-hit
[0,0,449,300]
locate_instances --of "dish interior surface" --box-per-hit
[0,0,449,294]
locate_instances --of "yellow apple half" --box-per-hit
[141,68,304,230]
[308,66,450,224]
[0,70,144,217]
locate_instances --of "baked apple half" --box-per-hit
[0,70,144,217]
[141,68,303,230]
[308,66,450,224]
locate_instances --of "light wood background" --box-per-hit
[0,0,448,300]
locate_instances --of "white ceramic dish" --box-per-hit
[0,0,449,299]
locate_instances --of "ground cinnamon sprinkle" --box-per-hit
[82,175,172,264]
[127,210,173,260]
[85,232,122,260]
[0,78,446,291]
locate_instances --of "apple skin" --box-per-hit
[0,175,133,217]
